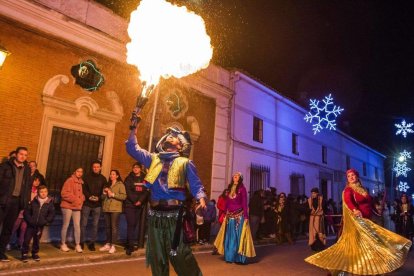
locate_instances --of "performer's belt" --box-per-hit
[148,209,180,218]
[226,208,243,219]
[150,199,182,211]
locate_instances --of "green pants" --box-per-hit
[146,209,202,276]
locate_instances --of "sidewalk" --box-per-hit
[0,242,215,271]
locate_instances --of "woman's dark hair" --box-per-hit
[311,187,319,194]
[227,173,244,194]
[108,169,122,184]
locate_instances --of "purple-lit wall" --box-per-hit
[231,71,385,203]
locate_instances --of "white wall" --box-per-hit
[231,71,386,202]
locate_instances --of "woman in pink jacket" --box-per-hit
[60,167,85,253]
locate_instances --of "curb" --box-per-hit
[0,243,215,272]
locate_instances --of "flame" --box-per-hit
[126,0,213,96]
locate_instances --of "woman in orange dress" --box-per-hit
[305,169,411,275]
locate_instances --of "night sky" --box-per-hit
[96,0,414,166]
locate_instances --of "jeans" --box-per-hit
[80,205,101,244]
[0,197,21,253]
[124,207,144,249]
[61,208,81,245]
[104,212,120,245]
[197,221,212,242]
[22,226,42,255]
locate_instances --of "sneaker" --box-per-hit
[60,243,70,252]
[99,243,111,252]
[21,254,29,263]
[32,254,40,262]
[75,244,83,253]
[88,243,96,251]
[0,252,10,262]
[109,245,116,254]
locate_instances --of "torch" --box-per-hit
[129,82,155,130]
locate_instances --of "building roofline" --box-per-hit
[232,70,386,159]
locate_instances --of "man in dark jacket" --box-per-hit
[21,185,55,262]
[80,160,107,251]
[124,162,149,255]
[0,147,32,261]
[249,189,265,241]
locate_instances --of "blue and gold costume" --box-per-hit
[126,128,206,276]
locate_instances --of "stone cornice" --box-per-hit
[0,0,126,62]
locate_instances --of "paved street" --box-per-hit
[3,240,413,276]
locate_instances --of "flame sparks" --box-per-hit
[126,0,213,96]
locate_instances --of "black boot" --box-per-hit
[88,243,95,251]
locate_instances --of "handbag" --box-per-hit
[182,212,196,244]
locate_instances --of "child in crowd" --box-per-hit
[21,185,55,262]
[8,176,41,250]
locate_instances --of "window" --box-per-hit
[375,167,379,180]
[250,163,270,195]
[253,116,263,143]
[363,163,367,176]
[322,146,327,164]
[292,133,299,155]
[346,155,351,170]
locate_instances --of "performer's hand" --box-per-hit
[352,209,362,217]
[135,201,141,206]
[199,197,207,209]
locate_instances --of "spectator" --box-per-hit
[395,194,414,241]
[371,196,385,227]
[217,189,228,224]
[81,160,107,251]
[100,170,126,254]
[124,162,148,255]
[275,193,293,244]
[249,189,265,241]
[307,187,325,251]
[21,185,55,262]
[28,161,46,187]
[288,194,301,239]
[212,190,228,255]
[8,175,41,250]
[324,200,335,236]
[0,147,32,262]
[198,199,216,244]
[383,201,395,232]
[60,167,85,253]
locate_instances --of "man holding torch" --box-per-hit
[125,1,213,273]
[126,114,206,275]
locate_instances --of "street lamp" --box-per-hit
[0,44,11,69]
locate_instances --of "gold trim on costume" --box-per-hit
[305,193,412,275]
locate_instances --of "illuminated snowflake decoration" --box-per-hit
[304,94,344,134]
[398,181,410,192]
[395,119,414,138]
[399,150,412,161]
[412,194,414,200]
[394,162,411,177]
